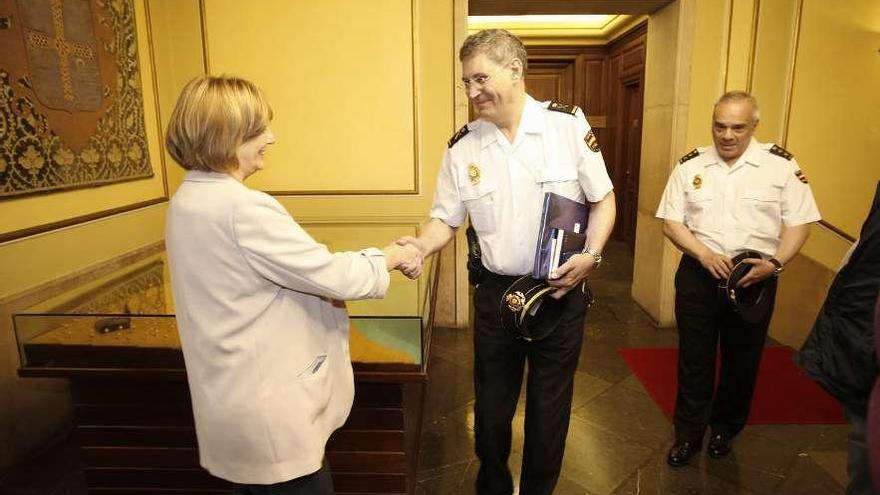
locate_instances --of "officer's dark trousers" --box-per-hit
[473,272,587,495]
[673,255,777,444]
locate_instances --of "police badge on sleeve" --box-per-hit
[585,129,600,153]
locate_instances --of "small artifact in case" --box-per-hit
[94,317,132,334]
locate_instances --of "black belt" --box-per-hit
[481,270,527,287]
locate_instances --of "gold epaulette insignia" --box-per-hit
[794,169,809,184]
[547,101,578,116]
[678,148,700,164]
[769,144,794,160]
[447,125,470,148]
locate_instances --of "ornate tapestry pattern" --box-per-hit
[0,0,153,198]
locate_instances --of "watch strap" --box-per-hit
[768,257,784,276]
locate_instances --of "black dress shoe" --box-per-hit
[707,432,732,458]
[667,441,698,467]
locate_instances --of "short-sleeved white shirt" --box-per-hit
[655,139,821,258]
[430,95,614,275]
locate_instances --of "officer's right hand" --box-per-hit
[698,252,733,280]
[395,236,427,279]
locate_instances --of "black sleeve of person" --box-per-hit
[465,225,485,286]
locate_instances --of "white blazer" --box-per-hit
[165,171,389,484]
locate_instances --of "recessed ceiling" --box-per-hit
[469,0,675,16]
[468,14,618,30]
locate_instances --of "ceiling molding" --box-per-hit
[469,0,674,16]
[468,14,649,46]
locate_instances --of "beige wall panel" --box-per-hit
[785,0,880,238]
[768,223,850,345]
[632,0,687,326]
[724,0,757,92]
[800,222,853,271]
[749,0,798,144]
[768,252,834,348]
[0,0,168,237]
[632,211,678,324]
[202,0,416,193]
[148,0,205,195]
[682,0,726,151]
[0,204,167,301]
[191,0,455,226]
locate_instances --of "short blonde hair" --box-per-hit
[165,75,273,173]
[459,29,528,74]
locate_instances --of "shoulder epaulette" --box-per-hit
[768,144,794,160]
[447,125,470,148]
[547,101,579,116]
[678,148,701,164]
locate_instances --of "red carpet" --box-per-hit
[617,346,846,424]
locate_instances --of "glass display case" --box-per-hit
[14,251,436,375]
[14,249,439,495]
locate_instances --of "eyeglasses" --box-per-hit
[459,74,492,92]
[458,61,513,92]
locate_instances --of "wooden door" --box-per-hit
[524,55,577,105]
[619,77,643,244]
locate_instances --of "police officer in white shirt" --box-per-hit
[398,29,616,495]
[656,91,820,467]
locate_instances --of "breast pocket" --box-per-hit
[536,165,582,201]
[684,189,714,228]
[460,181,497,235]
[741,187,782,232]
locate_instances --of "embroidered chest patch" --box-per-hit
[467,163,481,185]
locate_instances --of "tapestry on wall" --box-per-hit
[0,0,153,199]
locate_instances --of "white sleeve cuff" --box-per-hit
[359,247,385,257]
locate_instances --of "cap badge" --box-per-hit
[505,291,526,313]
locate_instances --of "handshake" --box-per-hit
[382,236,427,280]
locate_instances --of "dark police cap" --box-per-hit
[722,250,773,324]
[499,276,563,342]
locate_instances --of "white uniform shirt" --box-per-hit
[430,95,614,275]
[166,171,389,484]
[656,139,821,258]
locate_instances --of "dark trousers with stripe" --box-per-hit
[673,254,778,444]
[473,272,588,495]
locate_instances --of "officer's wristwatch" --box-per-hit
[582,246,603,268]
[768,257,784,277]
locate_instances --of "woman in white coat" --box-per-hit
[164,75,420,494]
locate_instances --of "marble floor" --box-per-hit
[0,243,849,494]
[414,242,849,494]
